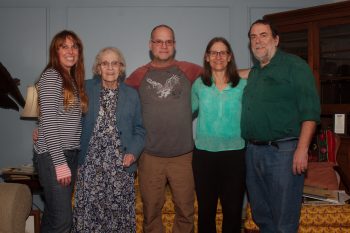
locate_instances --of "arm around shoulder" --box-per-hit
[238,68,251,79]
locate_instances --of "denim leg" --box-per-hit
[65,150,78,189]
[245,140,304,233]
[34,150,78,233]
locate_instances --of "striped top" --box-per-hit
[34,68,82,170]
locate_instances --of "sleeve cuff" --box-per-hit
[55,164,71,180]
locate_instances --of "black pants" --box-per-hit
[192,147,246,233]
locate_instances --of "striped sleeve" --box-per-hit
[55,164,71,180]
[38,69,70,178]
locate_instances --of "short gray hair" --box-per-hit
[92,47,126,77]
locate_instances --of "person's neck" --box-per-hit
[212,71,228,91]
[259,49,277,68]
[103,80,118,90]
[150,59,175,68]
[260,60,270,67]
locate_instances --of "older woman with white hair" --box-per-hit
[72,47,145,232]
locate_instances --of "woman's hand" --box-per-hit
[55,164,72,186]
[122,154,135,167]
[58,176,71,186]
[33,128,38,142]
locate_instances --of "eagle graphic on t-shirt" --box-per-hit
[146,74,180,98]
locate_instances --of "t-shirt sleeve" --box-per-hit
[177,61,203,84]
[125,66,148,89]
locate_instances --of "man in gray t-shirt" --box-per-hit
[126,24,202,233]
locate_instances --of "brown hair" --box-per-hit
[202,37,239,87]
[248,19,279,39]
[42,30,88,113]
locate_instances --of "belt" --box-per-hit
[249,140,279,148]
[248,138,298,149]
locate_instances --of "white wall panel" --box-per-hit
[0,8,47,81]
[248,7,293,25]
[0,7,47,166]
[67,6,230,77]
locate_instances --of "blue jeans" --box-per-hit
[33,149,78,233]
[245,140,304,233]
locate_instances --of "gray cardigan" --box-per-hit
[79,77,145,173]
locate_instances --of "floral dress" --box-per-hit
[72,87,135,233]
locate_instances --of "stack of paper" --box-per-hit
[303,185,341,204]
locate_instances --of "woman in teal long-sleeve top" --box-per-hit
[192,37,249,233]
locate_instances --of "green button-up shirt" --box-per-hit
[241,49,320,141]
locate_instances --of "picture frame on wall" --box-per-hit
[25,209,40,233]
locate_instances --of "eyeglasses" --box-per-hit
[151,40,175,47]
[208,50,230,57]
[99,61,124,68]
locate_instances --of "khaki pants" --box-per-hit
[138,152,195,233]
